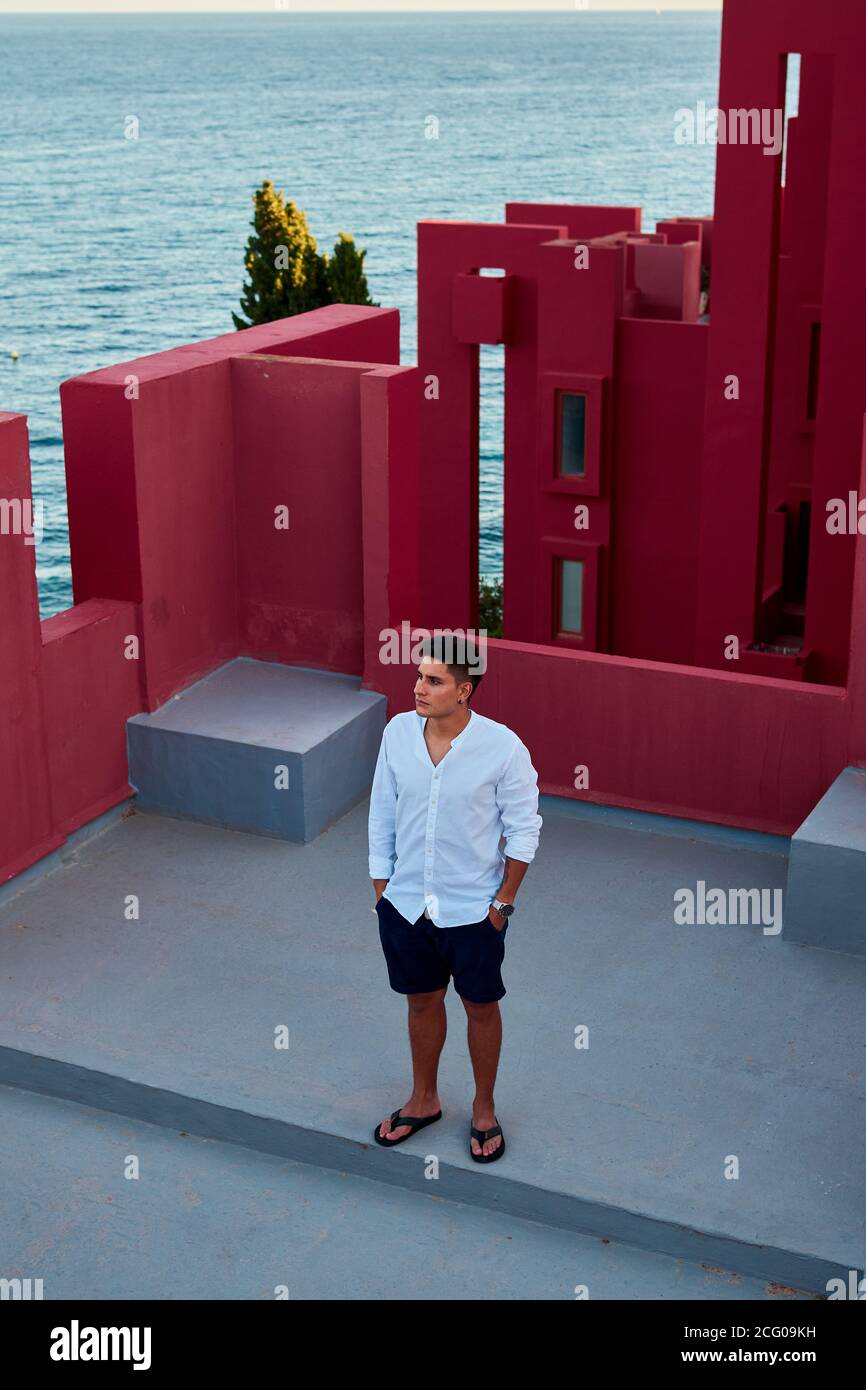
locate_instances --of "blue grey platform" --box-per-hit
[0,1085,809,1300]
[785,767,866,956]
[127,658,386,843]
[0,793,863,1298]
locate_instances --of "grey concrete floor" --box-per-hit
[0,796,863,1295]
[0,1085,812,1301]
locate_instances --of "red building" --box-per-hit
[418,8,860,691]
[1,0,865,898]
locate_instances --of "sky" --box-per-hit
[0,1,724,13]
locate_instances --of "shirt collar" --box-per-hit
[417,709,476,745]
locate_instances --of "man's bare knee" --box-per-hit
[461,996,499,1018]
[407,987,447,1011]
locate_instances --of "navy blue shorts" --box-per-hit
[376,894,509,1004]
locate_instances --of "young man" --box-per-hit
[367,635,542,1162]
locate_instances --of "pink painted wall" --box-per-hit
[417,219,568,637]
[231,353,420,675]
[479,418,865,836]
[60,306,401,709]
[0,413,61,880]
[695,0,866,685]
[41,600,145,836]
[467,639,848,838]
[609,319,708,663]
[1,307,416,887]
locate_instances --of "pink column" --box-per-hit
[0,414,61,883]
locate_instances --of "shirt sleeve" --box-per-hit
[495,738,543,864]
[368,726,398,878]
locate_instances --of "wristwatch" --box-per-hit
[491,899,515,917]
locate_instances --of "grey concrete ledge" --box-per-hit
[0,1043,850,1297]
[539,794,791,857]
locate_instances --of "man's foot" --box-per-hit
[470,1103,502,1157]
[377,1094,441,1143]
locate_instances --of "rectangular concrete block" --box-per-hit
[784,767,866,955]
[127,657,386,842]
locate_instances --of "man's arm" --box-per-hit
[368,732,398,902]
[493,740,543,913]
[496,855,531,906]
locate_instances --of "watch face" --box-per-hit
[499,903,514,916]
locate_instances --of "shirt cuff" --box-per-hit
[502,837,537,864]
[369,858,395,878]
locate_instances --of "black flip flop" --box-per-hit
[373,1107,442,1147]
[470,1115,506,1163]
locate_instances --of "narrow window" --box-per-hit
[781,53,801,187]
[557,558,584,635]
[558,392,587,478]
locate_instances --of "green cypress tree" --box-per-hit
[232,180,332,329]
[325,231,378,307]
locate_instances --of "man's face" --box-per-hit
[414,659,466,718]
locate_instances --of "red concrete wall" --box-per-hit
[61,306,401,709]
[469,638,849,838]
[695,0,866,685]
[846,420,866,765]
[506,203,642,239]
[417,219,568,636]
[763,57,833,514]
[0,308,411,887]
[484,415,865,835]
[0,414,61,881]
[419,211,707,664]
[610,319,708,663]
[41,600,145,836]
[531,234,624,650]
[231,353,420,676]
[360,366,423,694]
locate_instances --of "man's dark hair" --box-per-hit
[418,633,485,702]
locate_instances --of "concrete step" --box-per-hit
[127,658,386,842]
[785,767,866,954]
[0,1085,813,1301]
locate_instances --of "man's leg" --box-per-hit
[462,998,503,1157]
[377,987,448,1142]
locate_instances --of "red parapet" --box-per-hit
[0,308,416,885]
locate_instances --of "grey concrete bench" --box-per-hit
[127,658,386,843]
[785,767,866,955]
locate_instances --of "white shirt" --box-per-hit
[367,709,542,929]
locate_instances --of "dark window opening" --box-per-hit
[558,392,587,478]
[782,499,811,612]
